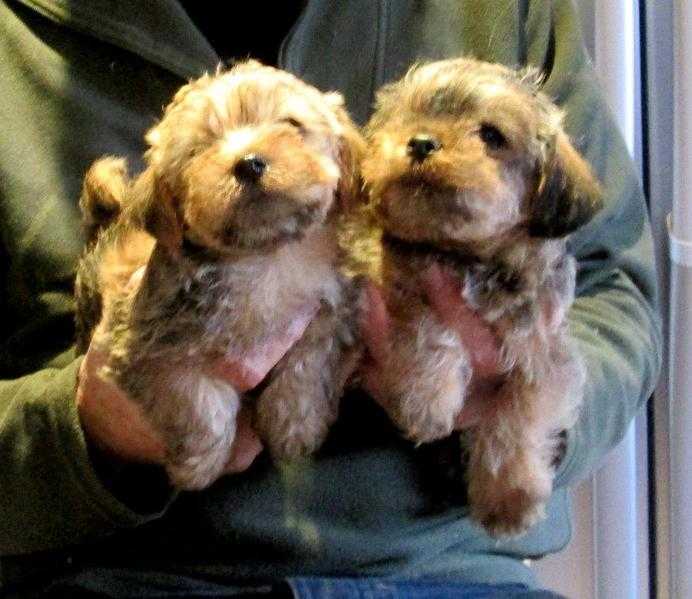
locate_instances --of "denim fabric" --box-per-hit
[287,578,565,599]
[18,571,566,599]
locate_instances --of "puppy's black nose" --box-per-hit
[234,154,267,182]
[407,135,441,162]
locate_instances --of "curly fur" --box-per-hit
[359,57,603,537]
[75,61,364,489]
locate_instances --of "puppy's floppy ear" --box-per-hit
[129,168,184,255]
[529,131,603,238]
[80,156,129,245]
[325,92,366,211]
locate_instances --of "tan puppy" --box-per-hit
[360,58,602,537]
[75,61,363,489]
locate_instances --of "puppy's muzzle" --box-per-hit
[222,194,321,248]
[407,134,441,163]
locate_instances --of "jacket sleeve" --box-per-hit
[0,235,175,556]
[522,0,663,487]
[0,359,173,556]
[0,2,175,556]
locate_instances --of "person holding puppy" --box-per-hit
[0,1,661,598]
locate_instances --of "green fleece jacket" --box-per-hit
[0,0,661,591]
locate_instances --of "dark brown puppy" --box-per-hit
[361,57,602,537]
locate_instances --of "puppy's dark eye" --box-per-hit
[479,124,508,150]
[282,117,305,131]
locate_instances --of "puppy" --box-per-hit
[75,61,363,489]
[360,58,602,537]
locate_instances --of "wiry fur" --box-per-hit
[75,61,364,489]
[79,156,129,246]
[359,58,603,537]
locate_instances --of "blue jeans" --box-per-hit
[287,578,565,599]
[31,572,565,598]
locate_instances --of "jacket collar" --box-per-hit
[16,0,219,78]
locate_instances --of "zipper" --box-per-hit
[278,0,310,73]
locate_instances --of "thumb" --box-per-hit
[224,406,263,474]
[421,264,501,377]
[421,263,469,328]
[359,281,391,365]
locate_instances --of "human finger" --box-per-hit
[223,405,263,474]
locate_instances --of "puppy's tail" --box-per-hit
[79,156,129,245]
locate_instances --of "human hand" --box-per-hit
[360,263,504,430]
[76,267,318,473]
[207,301,319,392]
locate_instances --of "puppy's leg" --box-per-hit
[160,370,240,490]
[107,358,240,490]
[467,384,552,538]
[255,299,360,461]
[381,312,471,443]
[467,350,582,537]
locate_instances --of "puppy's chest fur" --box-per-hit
[125,227,342,362]
[382,237,576,335]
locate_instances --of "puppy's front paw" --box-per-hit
[159,375,241,490]
[468,451,552,538]
[388,384,462,444]
[264,421,325,461]
[380,317,470,443]
[384,357,470,444]
[166,443,233,490]
[255,377,335,461]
